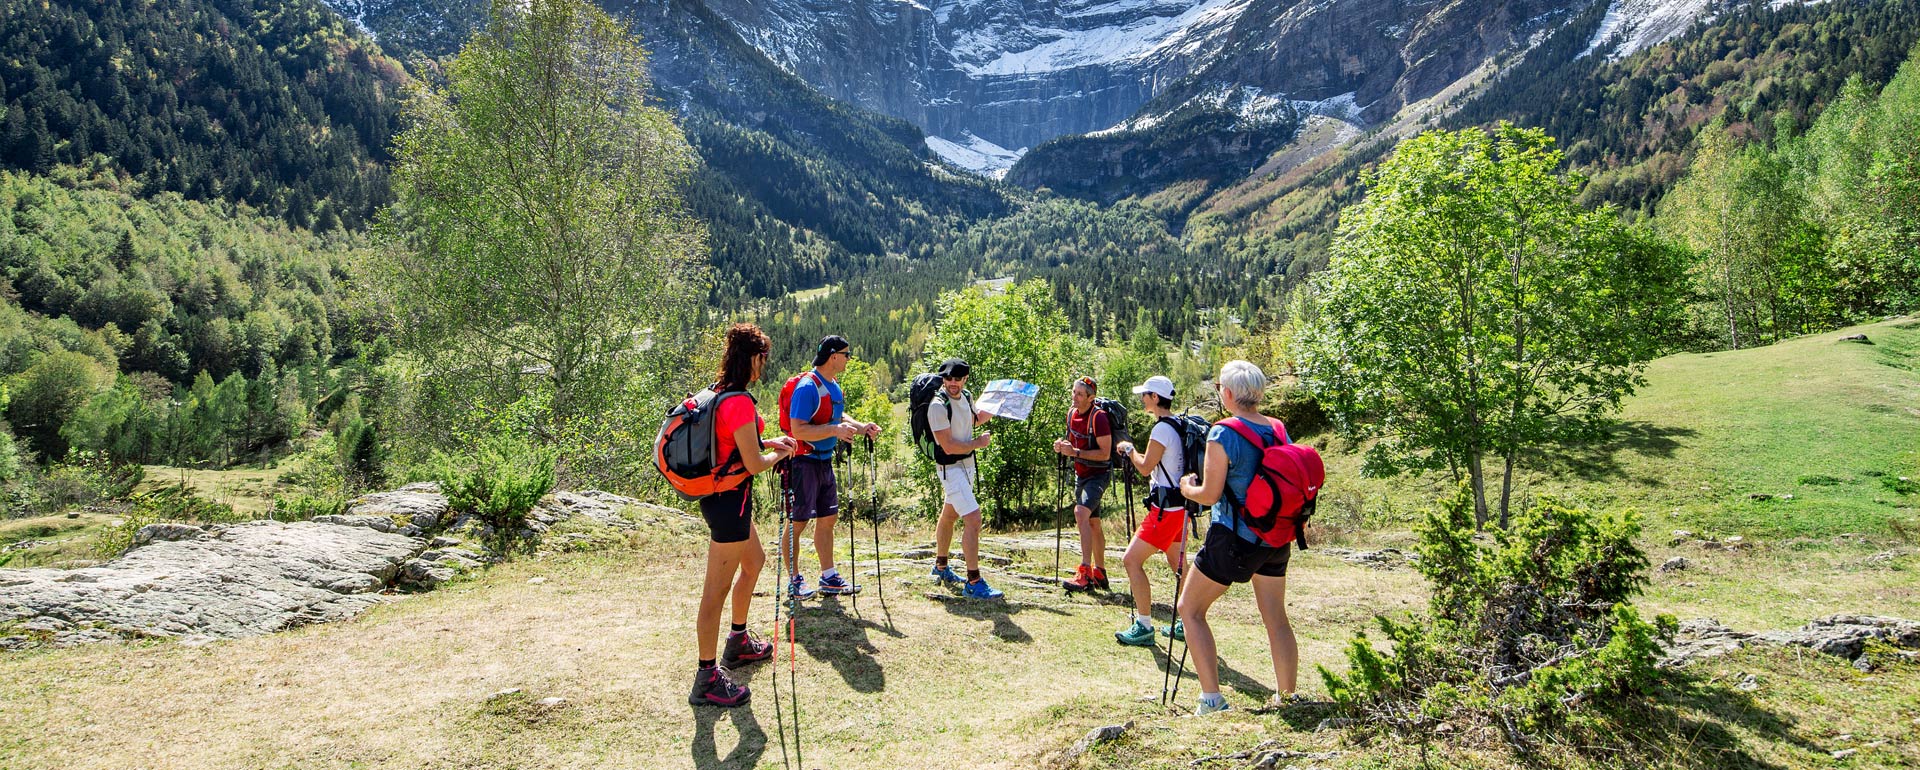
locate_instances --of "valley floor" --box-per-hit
[0,518,1914,769]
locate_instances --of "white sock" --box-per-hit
[1135,614,1152,627]
[1200,692,1226,707]
[822,568,840,581]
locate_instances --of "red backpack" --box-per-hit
[776,370,833,457]
[1219,417,1325,550]
[654,388,754,500]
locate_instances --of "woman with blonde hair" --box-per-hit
[1177,360,1297,714]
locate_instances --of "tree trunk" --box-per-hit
[1498,453,1515,529]
[1467,451,1489,528]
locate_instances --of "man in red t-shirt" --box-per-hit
[1052,376,1112,591]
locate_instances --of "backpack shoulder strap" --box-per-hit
[1217,417,1274,450]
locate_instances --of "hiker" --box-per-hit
[922,358,1003,599]
[778,335,882,599]
[1111,375,1187,647]
[690,324,800,708]
[1177,360,1297,715]
[1053,376,1113,591]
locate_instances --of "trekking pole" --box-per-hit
[780,462,804,767]
[866,434,885,613]
[1168,509,1192,709]
[769,470,793,768]
[1053,452,1066,580]
[839,445,857,616]
[1161,514,1188,708]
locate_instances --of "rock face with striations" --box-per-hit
[0,520,426,648]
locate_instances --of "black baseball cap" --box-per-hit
[937,358,970,379]
[812,335,850,367]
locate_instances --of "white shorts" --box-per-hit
[937,462,980,517]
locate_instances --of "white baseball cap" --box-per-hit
[1131,375,1175,401]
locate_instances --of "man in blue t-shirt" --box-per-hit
[781,335,881,599]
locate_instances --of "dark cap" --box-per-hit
[937,358,970,379]
[812,335,850,367]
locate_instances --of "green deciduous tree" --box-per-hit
[382,0,708,465]
[1660,121,1839,348]
[6,351,109,459]
[1297,125,1686,527]
[918,280,1092,522]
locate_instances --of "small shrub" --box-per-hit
[437,432,557,555]
[1320,485,1672,745]
[35,451,143,514]
[94,484,242,557]
[1883,475,1919,496]
[270,492,347,521]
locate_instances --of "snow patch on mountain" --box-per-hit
[1581,0,1829,61]
[1095,84,1311,136]
[954,0,1251,76]
[926,131,1025,178]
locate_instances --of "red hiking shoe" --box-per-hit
[1062,564,1095,592]
[1090,567,1111,591]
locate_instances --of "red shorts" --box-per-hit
[1135,503,1188,552]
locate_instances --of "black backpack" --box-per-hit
[1096,397,1131,447]
[1158,413,1211,516]
[909,372,971,465]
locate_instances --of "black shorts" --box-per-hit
[1075,472,1110,516]
[785,458,839,522]
[1194,522,1291,585]
[700,480,755,544]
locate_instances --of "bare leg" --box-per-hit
[699,537,750,661]
[1122,537,1157,617]
[935,503,958,562]
[1250,574,1297,695]
[1177,566,1232,695]
[813,513,837,572]
[779,518,810,578]
[961,509,983,572]
[1074,505,1097,567]
[729,526,765,626]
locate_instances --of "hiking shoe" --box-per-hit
[1062,564,1095,592]
[689,665,750,708]
[1115,620,1156,647]
[930,565,964,585]
[1091,567,1111,591]
[818,572,860,596]
[1162,620,1184,642]
[720,628,772,668]
[963,577,1004,599]
[788,574,816,599]
[1195,695,1230,716]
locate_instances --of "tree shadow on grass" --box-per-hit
[689,702,768,770]
[1531,421,1698,484]
[926,591,1070,644]
[790,599,901,694]
[1614,675,1825,770]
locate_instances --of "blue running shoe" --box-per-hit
[930,565,963,585]
[788,574,816,599]
[963,578,1004,600]
[818,572,860,596]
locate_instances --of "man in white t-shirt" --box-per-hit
[925,358,1003,599]
[1111,375,1188,646]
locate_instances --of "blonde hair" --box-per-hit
[1218,359,1267,410]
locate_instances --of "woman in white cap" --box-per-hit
[1111,375,1187,646]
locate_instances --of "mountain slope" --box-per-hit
[326,0,1012,303]
[0,0,407,230]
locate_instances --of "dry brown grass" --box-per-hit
[1,509,1912,769]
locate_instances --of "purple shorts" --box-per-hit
[785,458,839,522]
